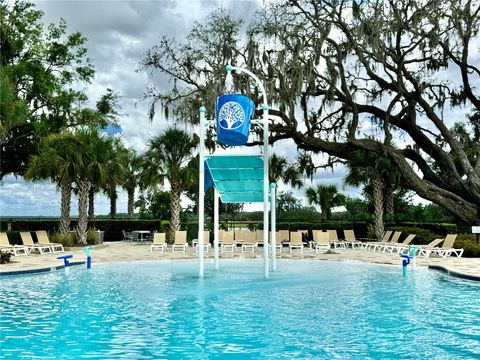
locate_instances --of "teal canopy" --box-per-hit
[205,155,266,203]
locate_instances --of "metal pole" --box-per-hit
[228,65,269,278]
[198,107,206,277]
[270,183,277,271]
[214,188,219,269]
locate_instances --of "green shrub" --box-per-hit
[0,251,12,264]
[454,234,480,258]
[87,229,102,245]
[50,232,75,247]
[387,226,439,245]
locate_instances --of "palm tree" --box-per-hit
[344,151,398,240]
[143,128,197,232]
[102,139,125,219]
[269,154,303,188]
[73,130,114,243]
[24,132,77,234]
[120,148,142,218]
[305,184,346,220]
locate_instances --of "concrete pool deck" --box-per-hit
[1,241,480,280]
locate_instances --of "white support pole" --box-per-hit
[198,107,206,277]
[270,183,277,271]
[262,103,269,278]
[228,65,269,278]
[214,188,219,270]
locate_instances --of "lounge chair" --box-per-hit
[194,231,211,253]
[373,231,402,252]
[255,230,264,246]
[289,231,304,254]
[234,230,246,247]
[242,231,257,253]
[344,230,362,249]
[221,231,235,252]
[313,231,330,253]
[328,229,345,249]
[270,231,282,253]
[0,232,29,256]
[362,230,393,250]
[172,231,188,253]
[385,234,416,253]
[150,232,167,252]
[122,230,133,242]
[419,234,463,258]
[36,231,64,253]
[20,232,52,254]
[277,230,290,246]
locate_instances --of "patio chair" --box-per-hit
[385,234,416,253]
[313,231,330,253]
[122,230,133,242]
[277,230,290,246]
[289,231,304,254]
[255,230,264,246]
[221,231,235,252]
[419,234,463,258]
[194,231,211,253]
[234,230,246,247]
[0,232,29,256]
[36,231,64,253]
[373,231,402,252]
[270,231,283,253]
[20,232,52,254]
[242,231,257,253]
[172,231,188,253]
[362,230,393,250]
[328,229,345,249]
[150,232,167,252]
[344,230,363,249]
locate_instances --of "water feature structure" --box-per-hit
[197,65,276,278]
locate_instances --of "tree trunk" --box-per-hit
[372,175,385,241]
[59,180,72,235]
[77,179,90,244]
[128,188,135,218]
[384,184,394,218]
[109,187,117,219]
[170,182,181,233]
[320,208,328,221]
[88,186,95,221]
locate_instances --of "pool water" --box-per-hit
[1,260,479,359]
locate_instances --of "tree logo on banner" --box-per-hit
[218,101,245,130]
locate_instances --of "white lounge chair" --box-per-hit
[150,232,167,252]
[270,231,282,253]
[313,231,330,253]
[289,231,304,254]
[194,231,211,253]
[0,232,29,256]
[344,230,362,248]
[328,229,345,249]
[373,231,402,252]
[419,234,463,258]
[36,231,64,253]
[255,230,264,246]
[242,231,257,253]
[362,230,393,250]
[234,230,246,247]
[385,234,416,253]
[221,231,235,253]
[172,231,188,253]
[20,232,52,254]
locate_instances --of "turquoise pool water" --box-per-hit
[1,260,479,359]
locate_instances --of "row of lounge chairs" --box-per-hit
[0,231,64,255]
[149,229,464,258]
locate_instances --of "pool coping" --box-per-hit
[0,261,85,277]
[428,265,480,282]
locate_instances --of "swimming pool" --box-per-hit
[1,260,479,359]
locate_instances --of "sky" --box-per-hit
[0,0,445,217]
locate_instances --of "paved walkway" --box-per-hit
[1,241,480,280]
